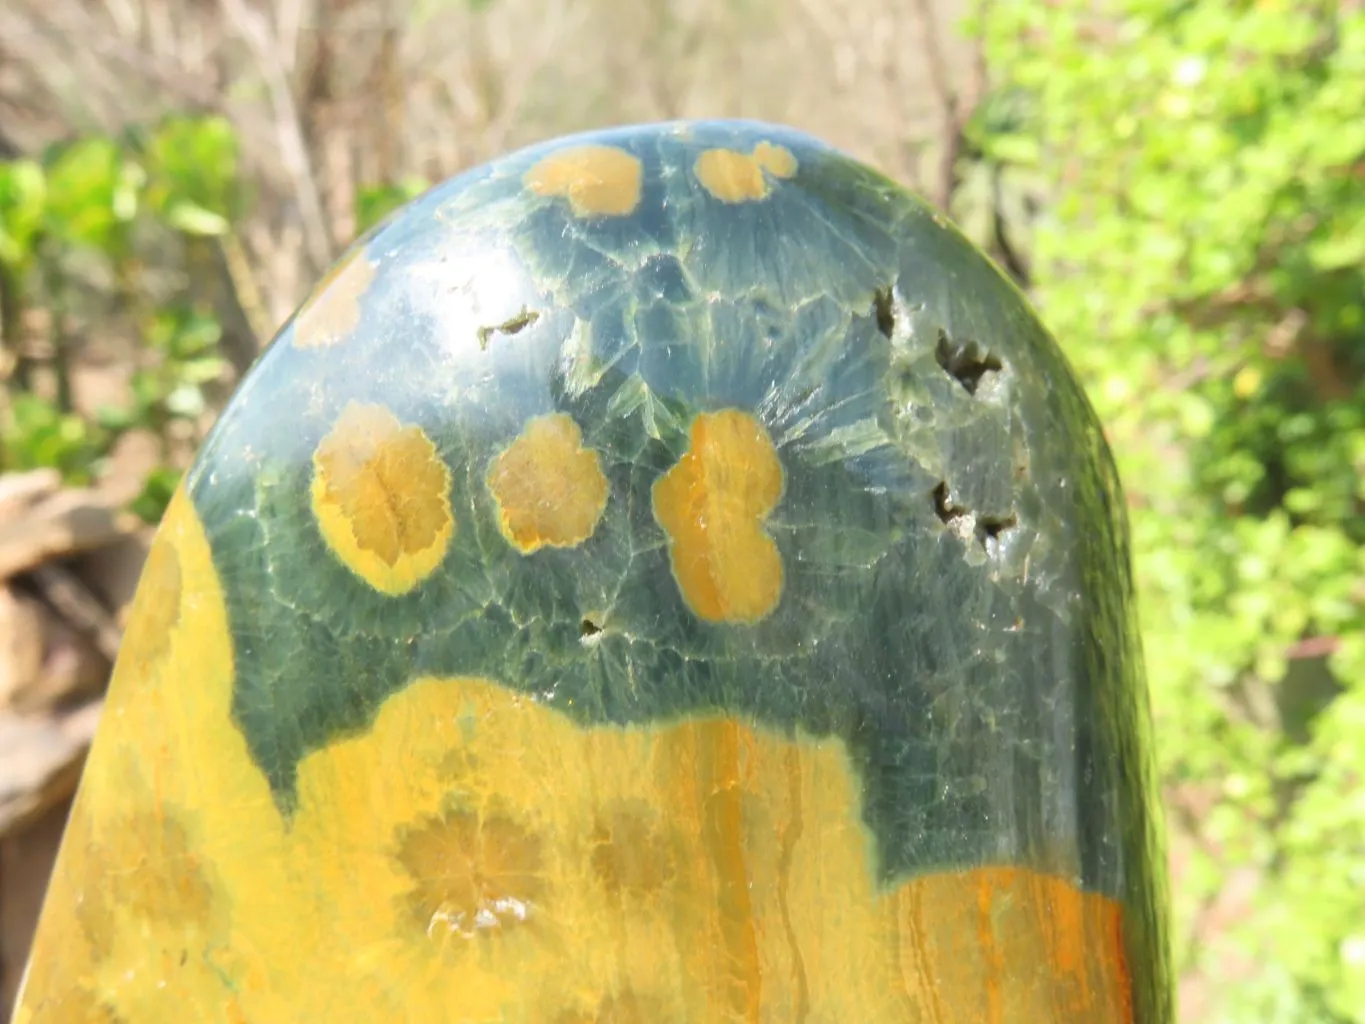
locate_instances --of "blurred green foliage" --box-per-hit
[973,1,1365,1018]
[355,177,433,236]
[0,115,435,519]
[0,116,241,512]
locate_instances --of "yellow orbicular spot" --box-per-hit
[652,408,785,623]
[394,808,545,939]
[311,401,454,595]
[486,412,610,553]
[74,785,218,963]
[524,144,644,217]
[292,247,377,349]
[693,141,798,203]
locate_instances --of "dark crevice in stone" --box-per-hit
[979,514,1018,541]
[977,513,1019,555]
[580,617,604,643]
[477,308,541,350]
[932,481,969,526]
[873,287,896,339]
[935,330,1002,395]
[932,480,1018,555]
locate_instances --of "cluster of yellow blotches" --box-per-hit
[17,489,1133,1023]
[295,137,809,619]
[522,137,799,217]
[309,399,786,625]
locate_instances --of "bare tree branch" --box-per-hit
[481,0,574,156]
[219,0,335,272]
[8,2,284,172]
[909,0,967,211]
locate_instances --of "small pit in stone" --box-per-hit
[873,287,896,339]
[978,512,1019,556]
[935,330,1002,395]
[932,481,970,526]
[579,617,604,644]
[932,481,1017,555]
[980,515,1017,541]
[477,309,540,350]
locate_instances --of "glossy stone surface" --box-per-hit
[14,121,1172,1023]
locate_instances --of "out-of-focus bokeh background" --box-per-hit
[0,0,1360,1020]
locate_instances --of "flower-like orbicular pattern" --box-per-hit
[394,807,545,940]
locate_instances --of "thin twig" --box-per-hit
[216,230,274,366]
[909,0,965,211]
[219,0,335,272]
[481,0,574,156]
[11,2,285,172]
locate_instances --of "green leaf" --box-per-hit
[131,467,182,524]
[143,115,241,230]
[164,384,206,418]
[0,159,46,269]
[179,356,227,385]
[41,136,134,251]
[163,200,229,237]
[1,393,102,482]
[94,404,137,432]
[354,177,430,235]
[1307,220,1365,272]
[983,133,1040,167]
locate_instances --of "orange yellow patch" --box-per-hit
[524,144,643,217]
[486,413,610,553]
[292,249,376,350]
[277,674,1134,1021]
[693,141,798,203]
[308,402,453,596]
[17,561,1135,1023]
[890,866,1132,1021]
[652,408,785,623]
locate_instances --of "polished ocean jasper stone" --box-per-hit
[15,120,1172,1023]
